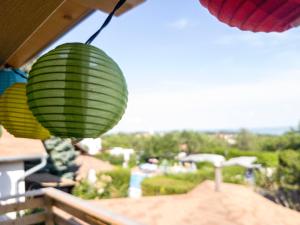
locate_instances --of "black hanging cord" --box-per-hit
[85,0,127,45]
[12,68,28,80]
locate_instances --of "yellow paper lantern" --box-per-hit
[0,83,50,140]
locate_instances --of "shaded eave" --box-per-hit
[0,0,144,68]
[0,128,47,163]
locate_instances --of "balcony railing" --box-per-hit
[0,188,141,225]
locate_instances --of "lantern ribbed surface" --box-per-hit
[200,0,300,33]
[0,83,51,140]
[27,43,128,138]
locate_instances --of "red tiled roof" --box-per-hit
[0,127,46,161]
[75,155,114,181]
[90,181,300,225]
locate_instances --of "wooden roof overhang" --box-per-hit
[0,0,144,68]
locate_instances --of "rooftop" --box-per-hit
[75,155,114,181]
[90,180,300,225]
[0,128,46,162]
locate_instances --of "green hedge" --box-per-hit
[277,150,300,187]
[142,169,214,196]
[142,165,248,196]
[104,168,131,198]
[142,176,195,196]
[95,152,137,168]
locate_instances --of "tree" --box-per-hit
[277,150,300,187]
[235,129,258,151]
[43,137,79,179]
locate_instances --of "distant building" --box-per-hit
[77,138,102,155]
[108,147,135,168]
[108,147,135,157]
[216,133,237,145]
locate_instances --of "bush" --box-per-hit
[142,169,214,196]
[96,152,137,168]
[72,179,99,199]
[255,152,278,168]
[254,168,277,190]
[142,176,195,196]
[96,152,123,166]
[254,150,300,212]
[104,168,131,198]
[222,166,246,184]
[167,169,214,183]
[72,168,130,199]
[196,161,214,169]
[277,150,300,187]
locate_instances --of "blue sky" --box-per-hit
[49,0,300,132]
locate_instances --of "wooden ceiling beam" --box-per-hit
[1,0,145,68]
[73,0,145,16]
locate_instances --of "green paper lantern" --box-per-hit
[0,83,51,140]
[27,43,128,138]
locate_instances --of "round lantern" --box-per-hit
[0,68,27,95]
[199,0,300,32]
[0,83,51,140]
[27,43,128,138]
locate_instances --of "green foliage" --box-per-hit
[142,176,195,196]
[96,152,123,166]
[235,129,259,151]
[102,133,147,150]
[102,130,282,167]
[104,168,131,198]
[72,179,100,199]
[167,168,214,183]
[231,128,300,152]
[128,154,137,168]
[72,168,130,199]
[227,149,278,167]
[222,166,246,184]
[142,169,214,196]
[254,169,277,190]
[255,130,300,152]
[195,161,214,169]
[254,150,300,211]
[277,150,300,187]
[96,152,137,168]
[102,131,229,161]
[141,165,249,197]
[102,129,300,157]
[43,137,78,179]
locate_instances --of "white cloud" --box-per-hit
[168,18,190,30]
[111,70,300,132]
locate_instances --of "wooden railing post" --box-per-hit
[44,196,54,225]
[0,188,140,225]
